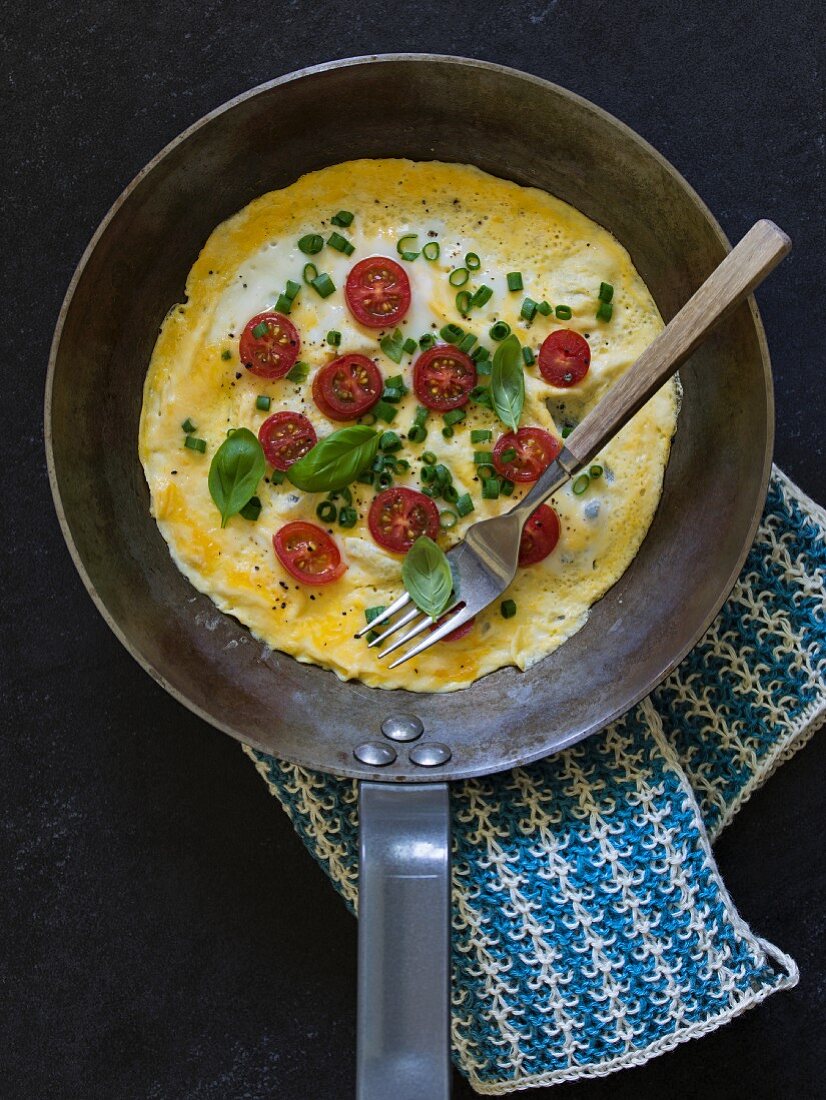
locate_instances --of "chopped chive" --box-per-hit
[433,463,452,484]
[471,285,493,308]
[589,464,604,479]
[537,300,552,316]
[330,210,354,227]
[403,337,417,355]
[316,500,337,523]
[221,349,231,361]
[327,231,354,256]
[465,252,481,270]
[500,599,517,619]
[407,424,427,443]
[286,361,309,383]
[470,429,492,443]
[455,493,475,517]
[184,436,206,453]
[522,346,535,366]
[470,385,493,408]
[285,279,301,300]
[338,506,358,528]
[449,268,469,287]
[440,323,464,344]
[500,478,515,496]
[422,241,440,261]
[181,417,197,434]
[251,322,268,339]
[474,450,494,465]
[442,426,454,439]
[256,395,271,411]
[392,458,410,473]
[413,405,429,427]
[373,399,397,423]
[489,320,511,341]
[458,332,476,353]
[555,304,572,320]
[476,464,495,479]
[455,290,472,314]
[397,234,418,256]
[376,470,394,489]
[270,469,286,485]
[471,345,490,362]
[327,329,342,347]
[421,464,435,483]
[422,451,437,465]
[500,448,516,463]
[274,293,293,313]
[440,509,458,529]
[328,486,352,505]
[596,301,614,322]
[573,474,590,495]
[240,495,262,522]
[303,262,319,285]
[379,430,403,452]
[599,281,614,303]
[482,477,501,499]
[443,409,466,426]
[400,251,419,262]
[419,332,436,350]
[298,233,323,254]
[506,272,523,292]
[421,485,437,497]
[561,426,573,438]
[442,485,459,503]
[311,273,336,298]
[520,297,538,322]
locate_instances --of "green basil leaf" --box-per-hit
[208,428,266,527]
[490,333,525,431]
[402,536,453,619]
[286,425,380,493]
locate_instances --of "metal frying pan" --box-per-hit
[45,55,774,1099]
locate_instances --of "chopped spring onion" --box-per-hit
[403,337,417,355]
[458,332,476,354]
[184,435,206,453]
[455,290,472,314]
[589,464,604,479]
[330,210,354,227]
[373,400,398,423]
[327,330,342,347]
[298,233,323,254]
[472,345,490,362]
[442,485,459,503]
[181,417,197,434]
[555,304,572,320]
[380,329,405,364]
[561,426,573,438]
[500,478,515,496]
[397,234,418,256]
[376,470,394,489]
[422,451,437,465]
[407,424,427,443]
[328,486,353,505]
[286,361,309,383]
[413,405,429,427]
[470,385,493,408]
[419,332,436,350]
[338,506,358,528]
[270,469,286,485]
[311,273,336,298]
[422,241,440,261]
[314,502,338,524]
[470,429,492,443]
[471,285,493,308]
[379,430,403,452]
[572,474,590,495]
[251,322,268,338]
[500,599,517,619]
[537,300,552,316]
[421,465,435,483]
[474,450,494,465]
[455,493,475,517]
[433,463,452,484]
[256,395,271,411]
[506,272,523,292]
[465,252,481,270]
[240,495,262,522]
[522,346,535,366]
[449,268,469,287]
[489,320,511,341]
[303,262,318,284]
[440,323,464,344]
[440,509,458,529]
[499,448,516,463]
[599,281,614,303]
[364,605,386,641]
[327,231,354,256]
[442,426,454,439]
[221,349,231,361]
[443,409,466,427]
[285,279,301,300]
[274,292,293,314]
[596,301,614,322]
[520,298,538,322]
[482,477,501,499]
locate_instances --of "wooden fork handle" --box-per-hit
[564,219,791,468]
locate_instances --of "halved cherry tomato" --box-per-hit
[413,345,477,411]
[493,427,562,483]
[538,329,591,387]
[258,412,317,471]
[239,311,300,379]
[345,256,411,328]
[433,605,476,642]
[518,505,561,566]
[312,354,383,421]
[368,487,440,553]
[273,522,347,585]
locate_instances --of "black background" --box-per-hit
[2,2,824,1097]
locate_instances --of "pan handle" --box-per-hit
[357,781,452,1100]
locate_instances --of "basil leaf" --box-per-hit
[402,536,453,619]
[286,425,380,493]
[490,333,525,431]
[208,428,266,528]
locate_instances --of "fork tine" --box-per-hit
[387,605,470,669]
[367,604,421,648]
[353,590,410,638]
[378,611,437,659]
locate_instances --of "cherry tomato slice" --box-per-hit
[493,427,562,483]
[368,487,440,553]
[273,522,347,585]
[413,345,477,411]
[239,311,300,379]
[345,256,412,328]
[518,505,561,566]
[258,412,317,471]
[312,354,383,421]
[538,329,591,387]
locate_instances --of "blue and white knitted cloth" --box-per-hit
[245,467,825,1093]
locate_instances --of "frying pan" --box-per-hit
[45,55,773,1099]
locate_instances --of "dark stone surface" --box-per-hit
[1,2,823,1097]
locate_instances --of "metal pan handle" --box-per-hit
[357,781,452,1100]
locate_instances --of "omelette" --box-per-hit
[139,159,678,692]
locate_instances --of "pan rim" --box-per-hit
[44,53,774,781]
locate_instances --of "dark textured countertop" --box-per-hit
[2,2,823,1097]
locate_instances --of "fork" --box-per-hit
[355,220,791,668]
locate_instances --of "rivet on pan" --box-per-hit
[381,714,424,742]
[409,742,452,767]
[354,741,397,767]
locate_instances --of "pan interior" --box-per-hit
[47,56,772,781]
